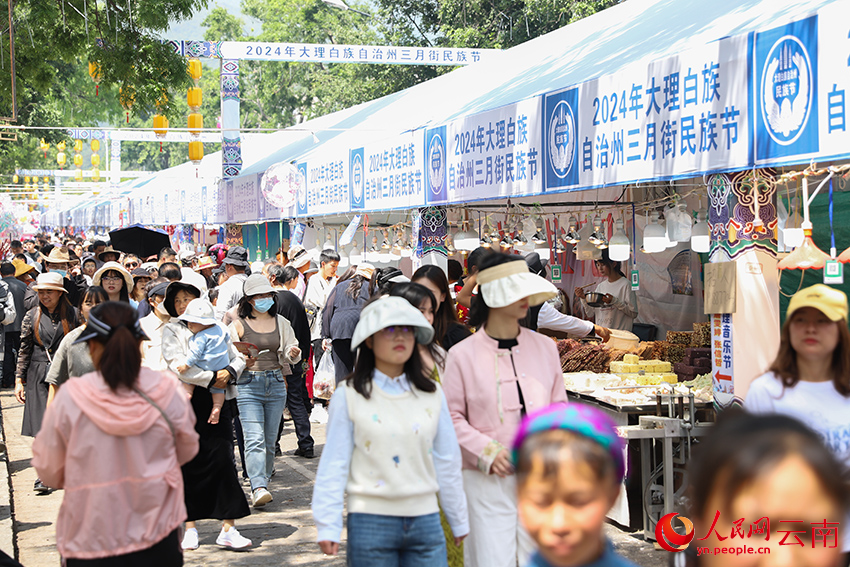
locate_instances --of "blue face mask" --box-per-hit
[253,298,274,313]
[52,269,67,278]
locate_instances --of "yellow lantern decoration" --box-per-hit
[57,141,66,151]
[188,113,203,136]
[91,154,101,168]
[188,58,202,83]
[119,85,135,123]
[74,169,83,182]
[42,181,49,190]
[92,167,101,182]
[187,87,202,111]
[23,176,29,183]
[153,114,169,138]
[12,174,18,184]
[73,139,83,152]
[188,140,204,164]
[39,138,49,158]
[90,139,100,152]
[73,153,84,167]
[88,61,101,96]
[43,176,48,183]
[56,152,66,168]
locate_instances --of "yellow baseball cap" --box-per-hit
[787,284,848,322]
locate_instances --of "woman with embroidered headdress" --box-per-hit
[15,272,79,493]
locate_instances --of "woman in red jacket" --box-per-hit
[442,253,567,567]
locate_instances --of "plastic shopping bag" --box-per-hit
[313,353,336,400]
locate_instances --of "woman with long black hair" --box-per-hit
[411,265,471,350]
[324,264,377,384]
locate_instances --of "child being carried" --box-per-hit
[175,298,230,424]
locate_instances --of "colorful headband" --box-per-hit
[512,402,626,481]
[73,312,150,345]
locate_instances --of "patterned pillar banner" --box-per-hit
[417,206,448,258]
[707,169,778,261]
[225,223,243,247]
[221,59,242,180]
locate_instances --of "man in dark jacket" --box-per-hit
[268,264,315,458]
[1,263,26,387]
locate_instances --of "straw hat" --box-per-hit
[97,246,120,262]
[288,245,310,269]
[351,296,434,351]
[12,259,34,278]
[477,259,557,308]
[93,261,134,291]
[194,256,218,271]
[32,272,67,293]
[354,263,376,280]
[40,247,77,265]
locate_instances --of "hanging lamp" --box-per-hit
[643,211,667,253]
[778,173,833,270]
[608,219,631,261]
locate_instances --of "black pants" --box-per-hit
[312,338,325,368]
[332,339,354,385]
[64,528,182,567]
[2,331,19,387]
[277,366,314,451]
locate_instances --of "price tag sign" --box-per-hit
[551,265,562,283]
[631,269,640,291]
[824,259,844,284]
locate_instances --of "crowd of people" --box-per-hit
[1,232,849,567]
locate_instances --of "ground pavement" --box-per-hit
[0,390,668,566]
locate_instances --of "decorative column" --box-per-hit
[220,59,242,179]
[706,171,780,408]
[415,206,448,272]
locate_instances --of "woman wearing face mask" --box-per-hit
[45,286,109,407]
[139,279,172,371]
[229,274,301,508]
[15,272,79,494]
[40,247,85,307]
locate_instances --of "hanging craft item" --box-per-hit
[260,161,302,208]
[119,85,135,124]
[56,140,67,169]
[88,62,101,96]
[39,139,49,158]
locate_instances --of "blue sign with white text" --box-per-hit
[296,162,308,217]
[543,87,580,190]
[425,126,447,204]
[350,148,365,210]
[754,15,818,161]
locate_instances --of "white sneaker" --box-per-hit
[252,487,273,508]
[310,405,328,424]
[181,527,199,550]
[216,526,252,550]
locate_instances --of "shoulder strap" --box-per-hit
[132,385,177,441]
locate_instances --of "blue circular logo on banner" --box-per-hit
[428,134,445,196]
[352,154,364,203]
[548,100,576,179]
[760,35,812,146]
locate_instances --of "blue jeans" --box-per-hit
[236,369,287,491]
[346,513,448,567]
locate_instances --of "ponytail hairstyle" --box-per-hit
[85,301,147,391]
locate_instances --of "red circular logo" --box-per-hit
[656,512,695,552]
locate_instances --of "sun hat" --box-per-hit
[177,298,218,326]
[288,245,310,269]
[350,296,435,351]
[377,267,409,286]
[243,273,275,297]
[32,272,67,293]
[787,284,848,322]
[477,258,557,308]
[12,259,34,278]
[97,246,120,262]
[93,261,134,291]
[147,281,170,299]
[512,402,626,482]
[178,249,196,263]
[194,256,218,271]
[74,304,149,345]
[40,247,78,265]
[132,267,152,279]
[163,281,203,318]
[250,261,265,274]
[354,263,376,280]
[305,262,319,276]
[524,252,549,278]
[222,246,250,268]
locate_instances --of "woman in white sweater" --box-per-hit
[312,296,468,566]
[575,249,638,331]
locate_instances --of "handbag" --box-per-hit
[133,386,177,441]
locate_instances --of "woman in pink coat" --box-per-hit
[442,253,567,567]
[32,301,199,566]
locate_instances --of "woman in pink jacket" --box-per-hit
[442,253,567,567]
[32,301,199,566]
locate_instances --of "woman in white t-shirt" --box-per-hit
[746,284,850,550]
[574,249,638,331]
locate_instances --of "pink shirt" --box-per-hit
[32,368,199,559]
[442,327,567,473]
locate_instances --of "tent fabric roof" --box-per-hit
[230,0,839,181]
